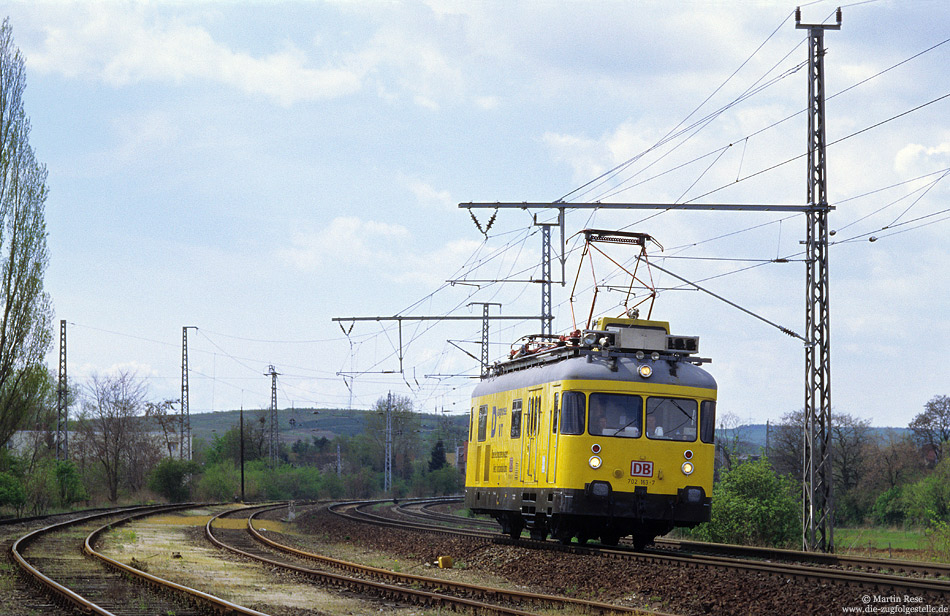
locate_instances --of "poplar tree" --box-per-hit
[0,18,53,449]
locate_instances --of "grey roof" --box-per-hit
[472,351,716,398]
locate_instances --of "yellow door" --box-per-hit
[546,390,559,484]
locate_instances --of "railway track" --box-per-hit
[207,502,650,615]
[406,496,950,581]
[11,504,269,616]
[337,496,950,601]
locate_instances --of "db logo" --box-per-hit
[630,461,654,477]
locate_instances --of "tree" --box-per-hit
[0,468,25,514]
[714,411,744,473]
[770,409,875,523]
[769,410,804,483]
[55,459,87,506]
[428,439,447,472]
[145,398,180,458]
[148,458,199,502]
[690,458,801,548]
[0,19,54,450]
[909,395,950,465]
[863,430,922,491]
[367,395,420,480]
[75,371,151,502]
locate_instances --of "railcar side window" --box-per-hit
[700,400,716,444]
[645,397,698,442]
[559,391,585,435]
[477,405,488,442]
[589,393,643,438]
[510,399,523,439]
[552,392,559,434]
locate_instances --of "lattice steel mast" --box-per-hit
[798,6,840,553]
[384,391,393,493]
[56,320,68,461]
[266,364,280,466]
[540,221,554,336]
[181,326,197,460]
[468,302,501,376]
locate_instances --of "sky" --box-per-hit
[2,0,948,427]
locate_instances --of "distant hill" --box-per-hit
[189,407,468,446]
[720,423,911,456]
[189,411,909,453]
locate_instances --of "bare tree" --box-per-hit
[75,371,149,502]
[145,399,180,457]
[0,19,53,449]
[368,394,420,480]
[714,411,744,472]
[861,429,923,493]
[769,410,804,483]
[909,395,950,464]
[770,409,872,492]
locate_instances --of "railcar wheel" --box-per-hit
[529,527,548,541]
[600,532,620,546]
[632,533,655,551]
[501,514,524,540]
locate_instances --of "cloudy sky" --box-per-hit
[4,0,948,427]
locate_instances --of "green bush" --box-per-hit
[926,518,950,563]
[262,465,325,500]
[689,458,801,548]
[148,458,200,502]
[901,458,950,525]
[409,466,462,496]
[871,486,906,526]
[56,460,88,506]
[0,470,26,515]
[196,460,241,501]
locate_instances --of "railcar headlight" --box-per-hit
[591,443,601,454]
[635,350,645,360]
[638,364,653,378]
[589,455,603,469]
[681,461,694,475]
[651,351,660,361]
[582,332,598,346]
[684,450,693,460]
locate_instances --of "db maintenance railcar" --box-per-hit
[464,316,716,548]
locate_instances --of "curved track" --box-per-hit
[11,504,268,616]
[207,502,649,615]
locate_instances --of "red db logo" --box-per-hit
[630,461,654,477]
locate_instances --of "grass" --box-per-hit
[835,526,926,552]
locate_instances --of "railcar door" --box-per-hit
[536,390,549,484]
[546,389,559,484]
[522,389,542,485]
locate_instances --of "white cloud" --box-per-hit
[474,96,500,110]
[542,121,655,185]
[26,6,363,106]
[402,176,454,210]
[279,216,411,271]
[111,111,181,165]
[894,141,950,177]
[395,237,483,287]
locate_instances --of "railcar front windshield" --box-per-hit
[646,397,698,441]
[589,393,643,438]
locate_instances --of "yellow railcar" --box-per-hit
[464,317,716,548]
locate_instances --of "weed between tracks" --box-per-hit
[98,505,430,615]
